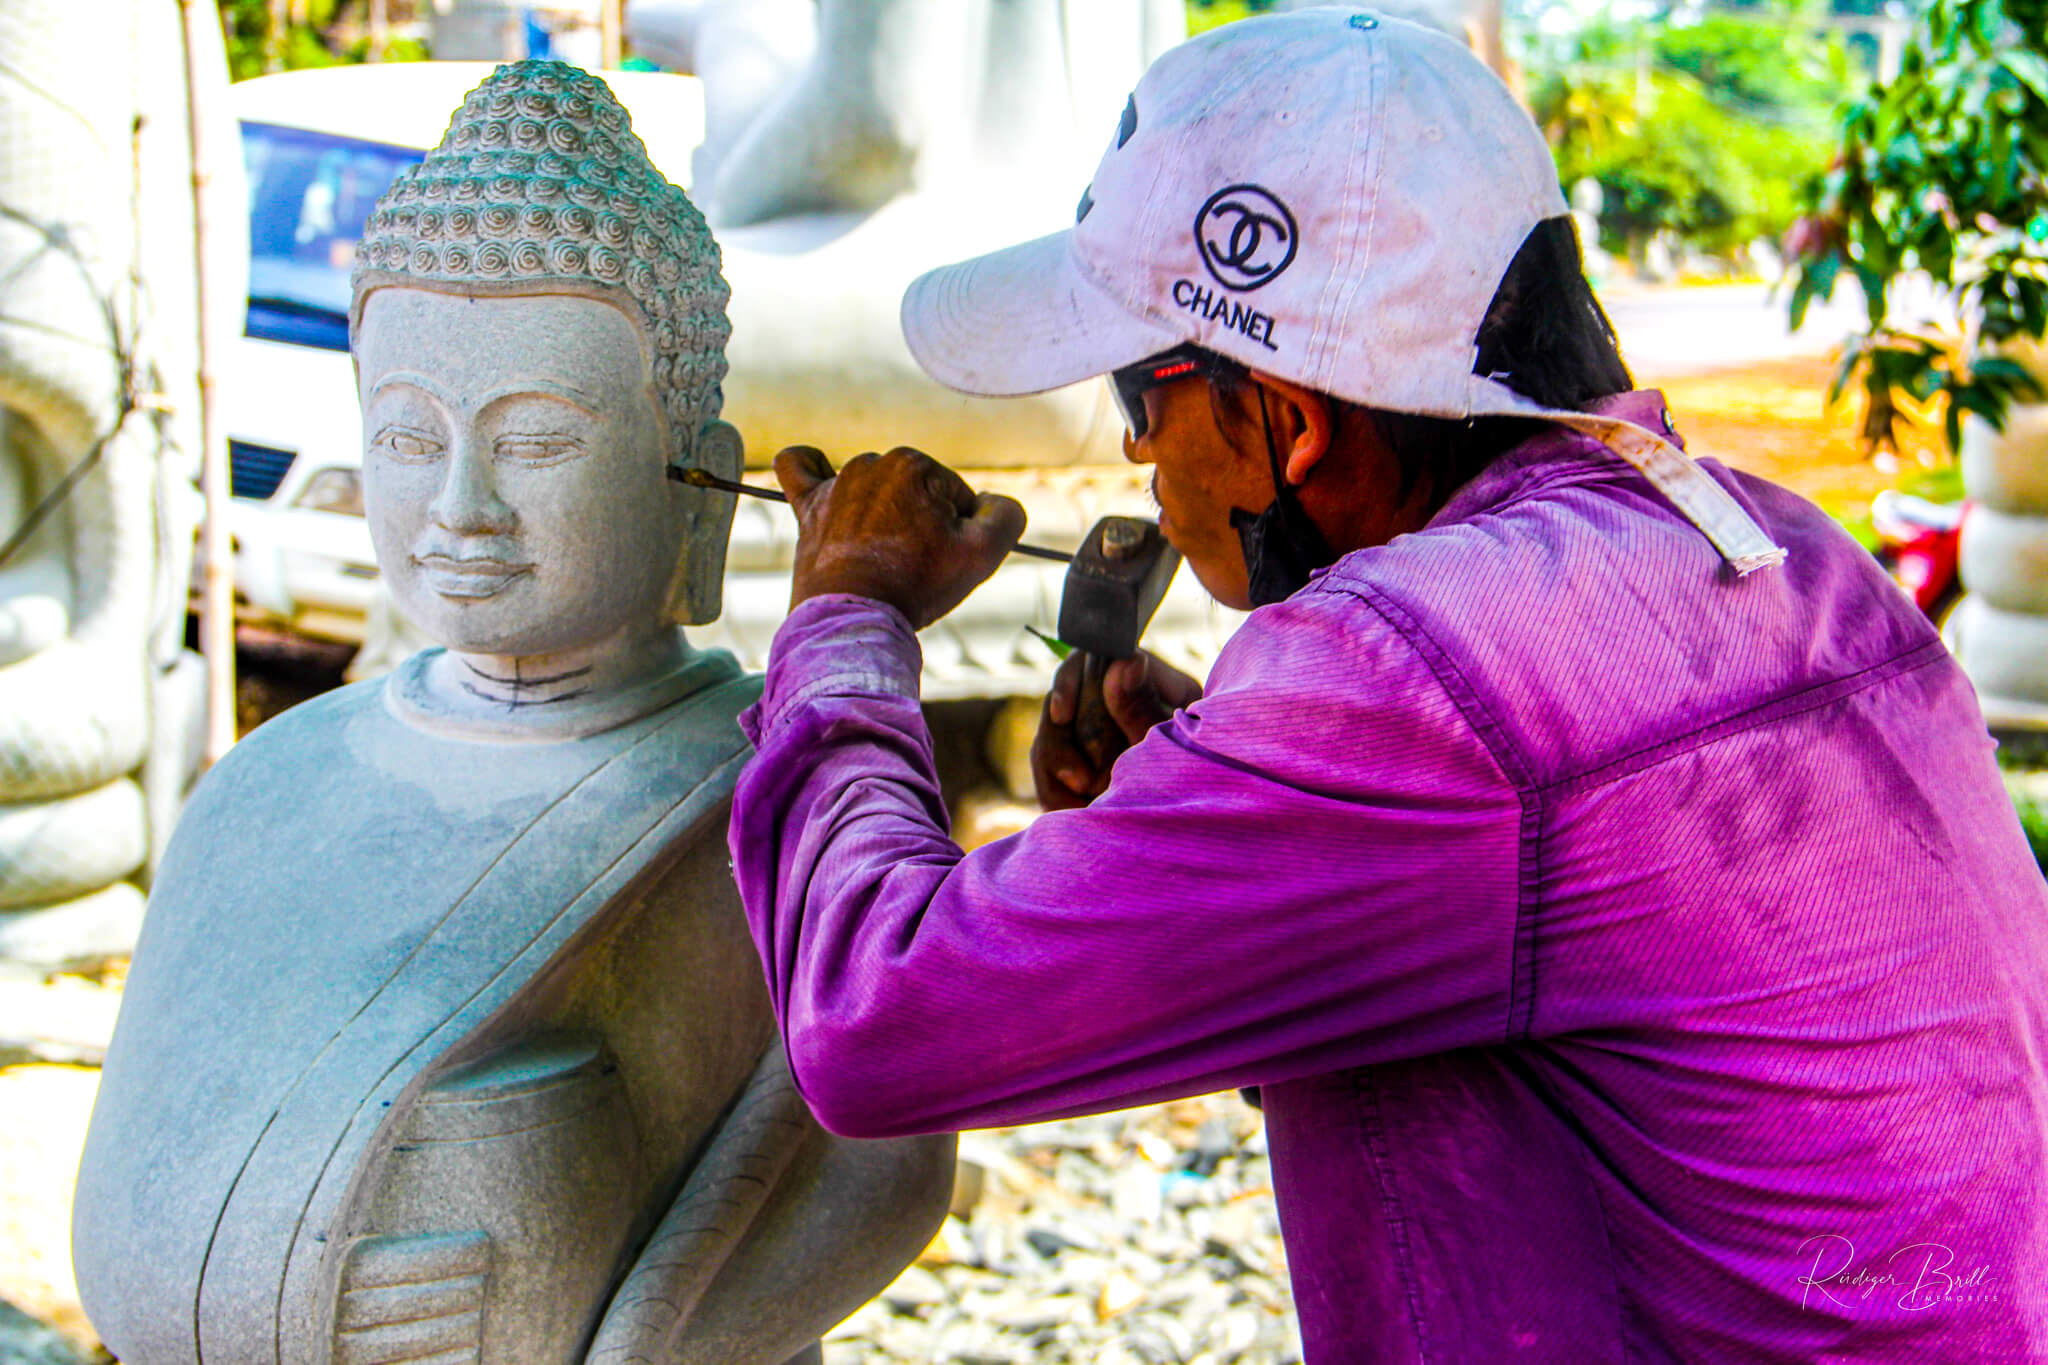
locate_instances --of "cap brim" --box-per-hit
[901,229,1182,398]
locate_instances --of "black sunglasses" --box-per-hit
[1109,344,1249,440]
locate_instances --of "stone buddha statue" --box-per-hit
[72,61,953,1365]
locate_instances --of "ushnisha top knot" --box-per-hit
[351,59,731,464]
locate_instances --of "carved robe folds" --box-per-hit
[73,652,952,1365]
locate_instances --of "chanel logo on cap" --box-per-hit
[1195,185,1298,292]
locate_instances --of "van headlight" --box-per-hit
[294,467,364,517]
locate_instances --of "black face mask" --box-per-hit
[1230,393,1335,607]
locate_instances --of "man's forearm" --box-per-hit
[731,594,966,1133]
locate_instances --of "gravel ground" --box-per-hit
[0,1057,103,1360]
[832,1099,1300,1364]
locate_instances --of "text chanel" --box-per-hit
[1172,279,1279,351]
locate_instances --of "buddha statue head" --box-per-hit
[349,62,739,722]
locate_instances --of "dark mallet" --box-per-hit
[1054,515,1183,773]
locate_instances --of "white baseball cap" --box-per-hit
[900,7,1785,575]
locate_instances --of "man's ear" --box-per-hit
[672,419,743,626]
[1251,371,1333,486]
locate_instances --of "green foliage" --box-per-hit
[2010,785,2048,874]
[1526,5,1849,256]
[1825,461,1963,549]
[218,0,425,80]
[1832,505,1882,550]
[1656,11,1842,110]
[1787,0,2048,453]
[1903,460,1969,502]
[1185,0,1283,36]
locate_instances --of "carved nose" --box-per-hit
[428,439,514,536]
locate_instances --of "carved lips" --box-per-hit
[412,552,535,599]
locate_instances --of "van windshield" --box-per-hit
[243,121,420,352]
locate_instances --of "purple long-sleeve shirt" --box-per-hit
[730,391,2048,1362]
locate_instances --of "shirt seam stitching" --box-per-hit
[1352,1069,1435,1364]
[1309,29,1381,386]
[1537,638,1949,798]
[1318,580,1542,1044]
[1511,1050,1640,1363]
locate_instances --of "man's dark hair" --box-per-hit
[1472,215,1634,410]
[1212,215,1631,509]
[1373,215,1632,504]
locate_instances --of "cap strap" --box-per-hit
[1537,412,1788,577]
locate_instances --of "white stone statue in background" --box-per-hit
[620,0,818,203]
[629,0,1186,230]
[617,0,1258,699]
[619,0,1186,478]
[73,62,954,1365]
[0,0,242,967]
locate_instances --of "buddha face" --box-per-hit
[357,287,693,657]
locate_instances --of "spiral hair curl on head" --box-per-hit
[351,60,731,462]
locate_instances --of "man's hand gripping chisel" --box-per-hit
[673,469,1184,768]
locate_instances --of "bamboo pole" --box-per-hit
[601,0,623,67]
[179,0,237,765]
[267,0,288,71]
[1470,0,1506,81]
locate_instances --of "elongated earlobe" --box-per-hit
[673,419,743,625]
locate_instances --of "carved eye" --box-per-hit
[494,434,585,466]
[375,426,444,462]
